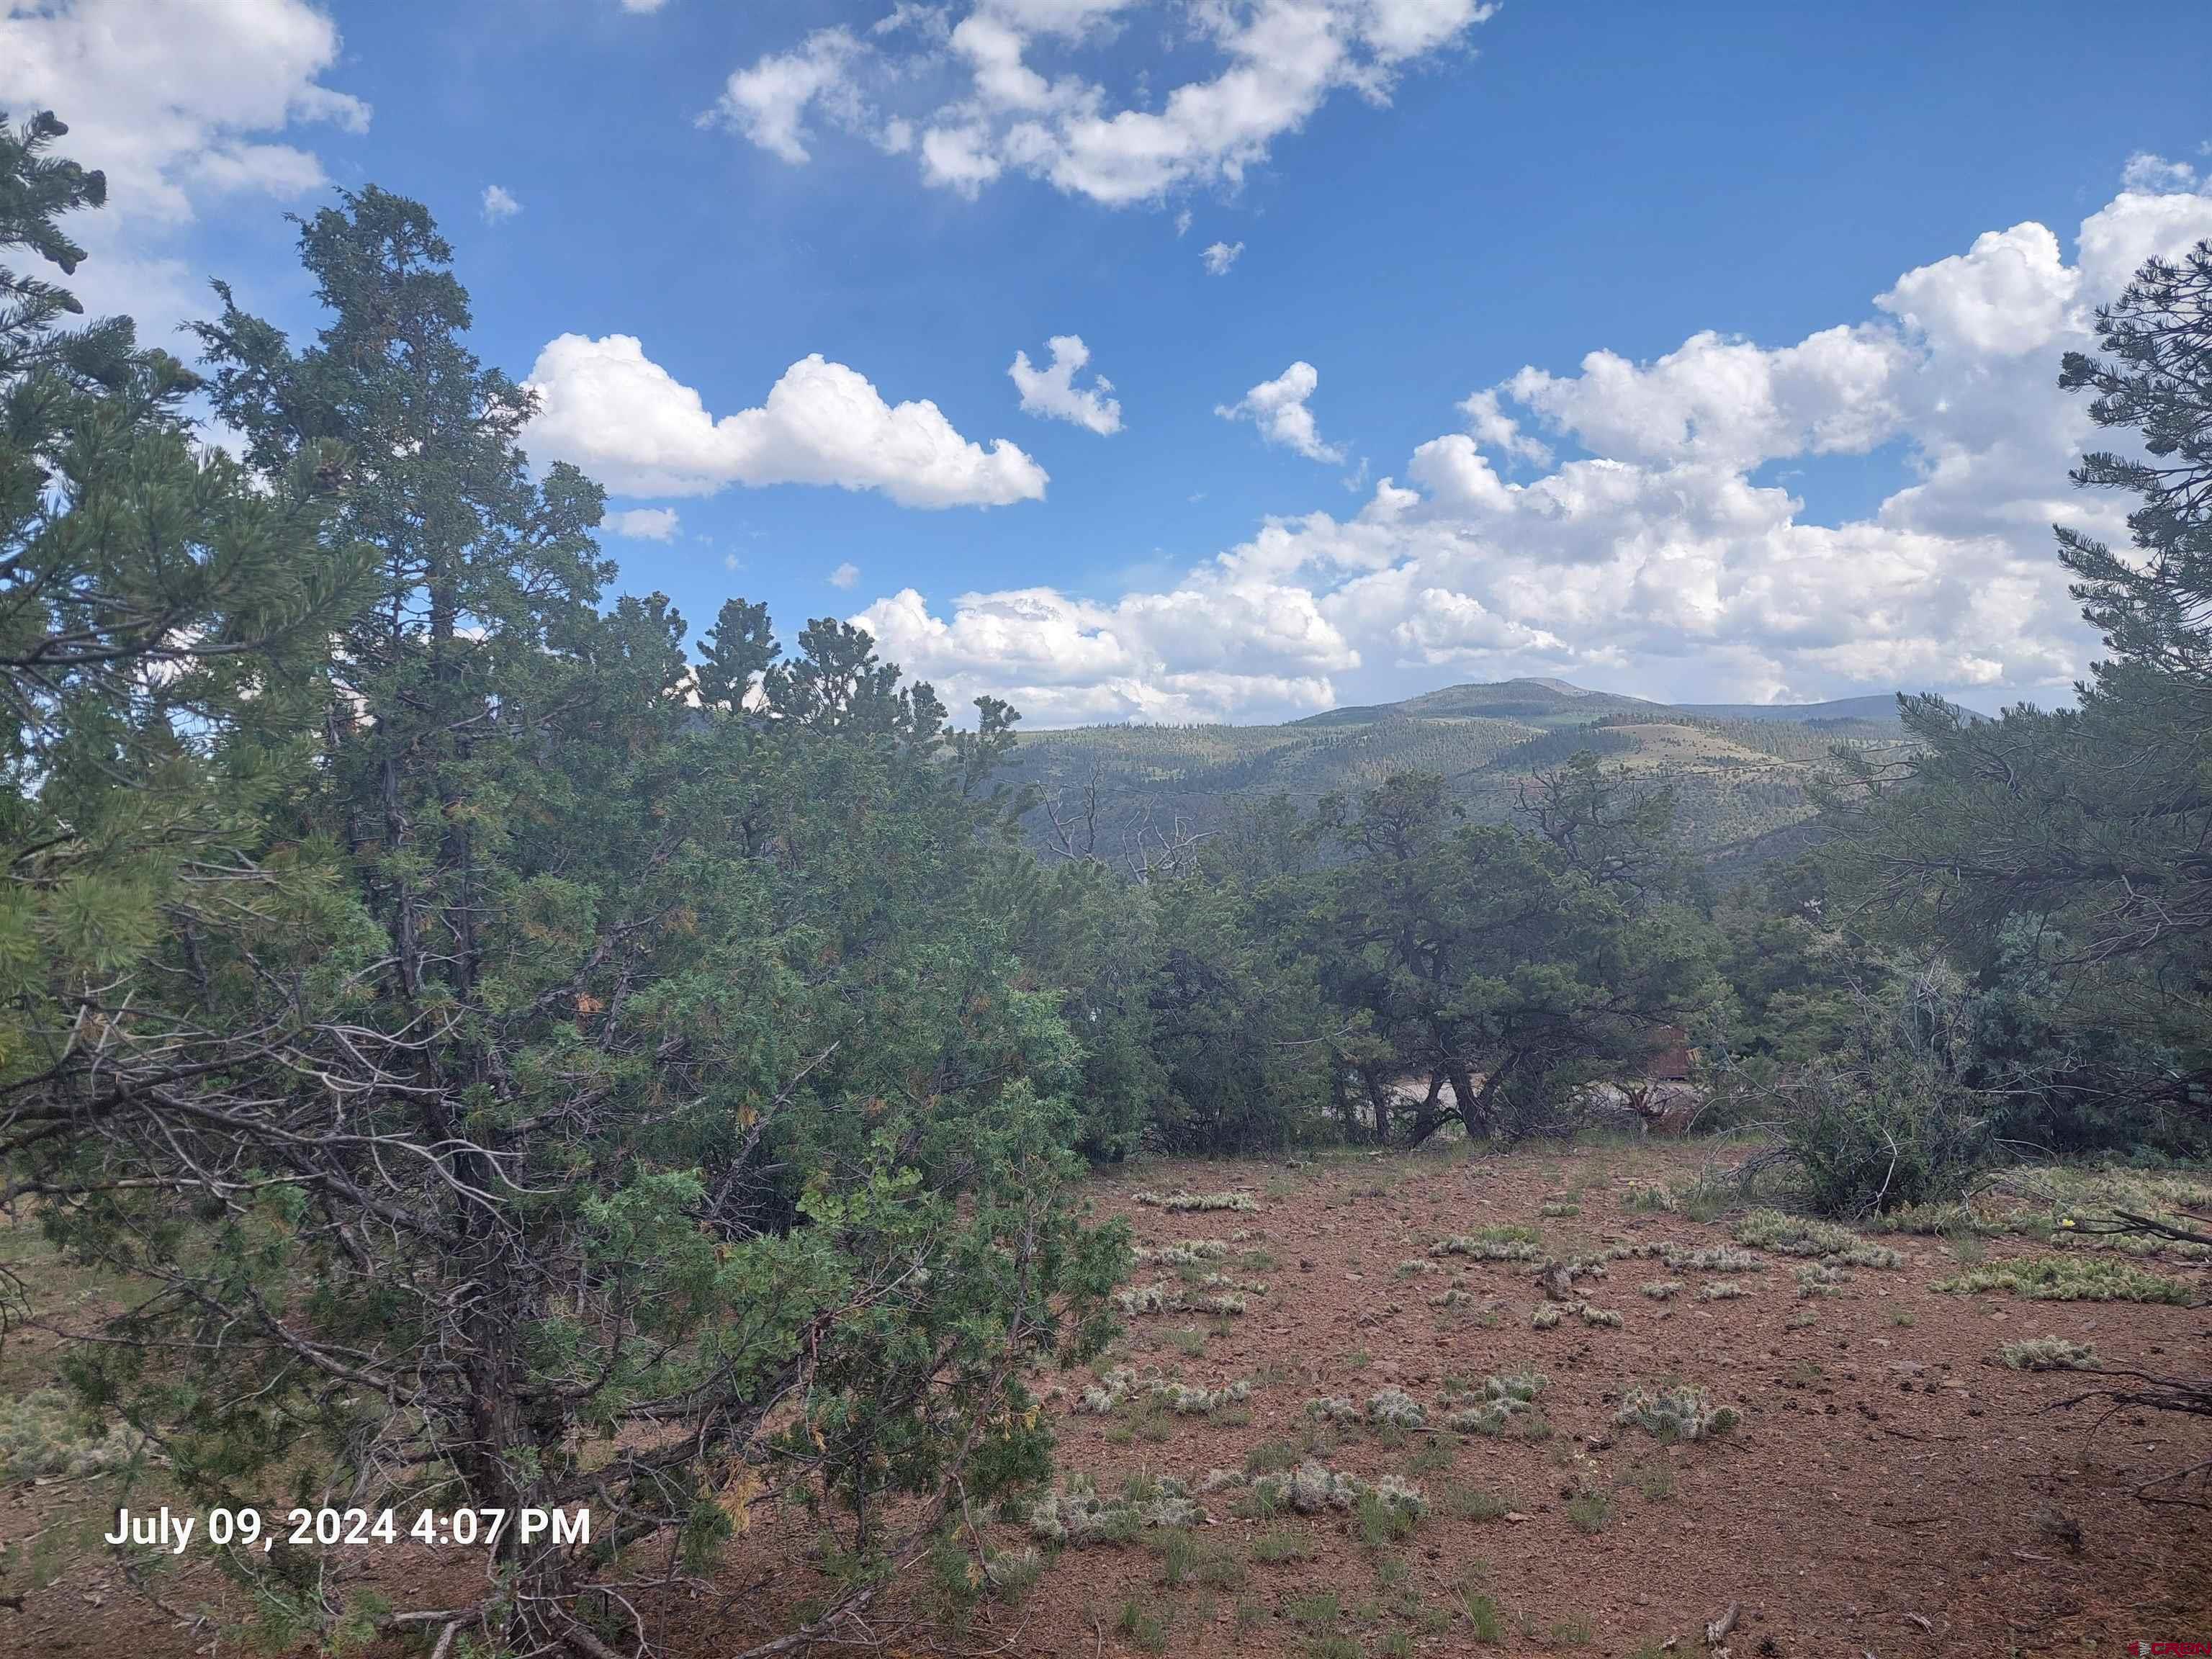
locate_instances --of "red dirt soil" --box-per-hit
[4,1141,2208,1658]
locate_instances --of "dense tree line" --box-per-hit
[4,106,2208,1655]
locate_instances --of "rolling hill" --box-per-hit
[1002,678,1950,872]
[1678,692,1989,724]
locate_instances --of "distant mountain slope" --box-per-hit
[1004,678,1943,874]
[1677,693,1990,724]
[1290,677,1671,729]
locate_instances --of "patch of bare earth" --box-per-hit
[5,1143,2208,1658]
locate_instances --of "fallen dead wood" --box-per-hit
[1704,1600,1740,1647]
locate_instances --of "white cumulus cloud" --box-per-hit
[698,27,868,164]
[522,333,1049,510]
[853,579,1357,726]
[603,507,680,540]
[706,1,1499,209]
[1457,387,1551,467]
[1009,334,1123,433]
[0,0,369,338]
[1201,239,1244,275]
[482,184,522,222]
[0,0,369,225]
[830,562,861,589]
[1218,361,1344,463]
[2121,150,2197,194]
[1503,324,1911,468]
[1874,222,2076,358]
[840,158,2212,722]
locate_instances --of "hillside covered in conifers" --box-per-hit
[1002,677,1971,870]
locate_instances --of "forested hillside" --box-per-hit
[1002,678,1928,871]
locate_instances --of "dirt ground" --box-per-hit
[4,1139,2208,1658]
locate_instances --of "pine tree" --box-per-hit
[16,181,1122,1655]
[1820,238,2212,1142]
[0,109,359,1122]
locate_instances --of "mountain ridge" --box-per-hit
[1026,678,1987,736]
[1004,678,1979,874]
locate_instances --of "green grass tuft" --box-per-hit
[1457,1582,1506,1642]
[1116,1598,1169,1653]
[1565,1490,1612,1534]
[1441,1482,1514,1521]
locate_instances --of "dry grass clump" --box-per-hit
[1670,1244,1766,1273]
[1432,1229,1544,1263]
[1999,1336,2100,1371]
[1114,1280,1252,1317]
[1733,1209,1902,1268]
[1934,1256,2190,1304]
[1608,1241,1766,1272]
[1698,1280,1751,1302]
[0,1389,145,1481]
[1132,1238,1233,1267]
[1081,1367,1254,1416]
[983,1547,1044,1597]
[1640,1280,1686,1300]
[1134,1190,1258,1213]
[1565,1491,1613,1534]
[1532,1300,1622,1330]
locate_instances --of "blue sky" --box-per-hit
[9,0,2212,724]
